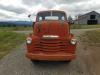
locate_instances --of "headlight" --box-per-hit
[70,39,77,45]
[26,37,32,44]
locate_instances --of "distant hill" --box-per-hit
[0,21,34,27]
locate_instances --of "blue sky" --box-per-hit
[0,0,100,21]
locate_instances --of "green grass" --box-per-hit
[71,25,100,29]
[1,25,100,30]
[0,26,32,31]
[82,30,100,46]
[0,30,25,59]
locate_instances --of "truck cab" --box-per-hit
[26,10,77,61]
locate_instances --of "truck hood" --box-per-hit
[34,21,69,38]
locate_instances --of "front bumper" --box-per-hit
[26,52,76,61]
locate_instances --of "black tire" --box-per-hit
[66,60,71,63]
[31,60,39,63]
[67,60,71,62]
[62,60,71,63]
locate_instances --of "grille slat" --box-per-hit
[33,39,68,51]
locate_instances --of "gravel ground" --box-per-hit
[0,29,100,75]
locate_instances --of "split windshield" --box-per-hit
[37,11,67,21]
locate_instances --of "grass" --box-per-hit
[82,30,100,46]
[71,24,100,29]
[1,25,100,30]
[0,26,32,31]
[0,30,25,59]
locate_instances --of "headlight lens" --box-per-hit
[26,37,32,44]
[70,39,77,45]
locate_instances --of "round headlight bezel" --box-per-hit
[26,37,32,44]
[70,39,77,45]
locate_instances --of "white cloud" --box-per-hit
[0,0,100,21]
[0,0,22,6]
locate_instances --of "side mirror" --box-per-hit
[28,14,31,18]
[28,14,33,22]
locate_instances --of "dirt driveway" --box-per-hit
[0,29,100,75]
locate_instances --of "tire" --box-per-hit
[66,60,71,64]
[63,60,71,63]
[31,60,39,63]
[67,60,71,62]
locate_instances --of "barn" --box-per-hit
[75,11,100,25]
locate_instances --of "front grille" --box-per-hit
[33,39,69,51]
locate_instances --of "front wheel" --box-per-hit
[31,60,39,63]
[67,60,71,62]
[63,60,71,63]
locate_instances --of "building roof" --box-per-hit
[77,11,100,20]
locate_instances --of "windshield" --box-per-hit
[37,11,67,21]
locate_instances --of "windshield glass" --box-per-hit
[37,11,67,21]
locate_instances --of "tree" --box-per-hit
[68,16,73,24]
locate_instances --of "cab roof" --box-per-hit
[37,10,66,14]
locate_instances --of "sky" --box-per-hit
[0,0,100,21]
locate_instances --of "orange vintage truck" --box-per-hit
[26,10,77,62]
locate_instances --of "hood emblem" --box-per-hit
[43,35,59,39]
